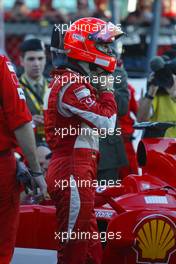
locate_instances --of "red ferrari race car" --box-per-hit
[14,122,176,264]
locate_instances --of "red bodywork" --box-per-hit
[101,122,176,263]
[138,137,176,188]
[16,122,176,264]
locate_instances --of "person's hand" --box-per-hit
[147,73,159,97]
[148,84,159,97]
[32,175,49,201]
[97,73,115,92]
[33,114,44,126]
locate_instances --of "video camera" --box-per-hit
[149,56,176,89]
[50,24,68,68]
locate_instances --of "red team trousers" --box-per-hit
[0,151,20,264]
[46,149,102,264]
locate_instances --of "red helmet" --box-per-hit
[64,17,124,73]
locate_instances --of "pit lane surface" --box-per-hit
[11,248,57,264]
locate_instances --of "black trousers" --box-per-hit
[97,168,119,185]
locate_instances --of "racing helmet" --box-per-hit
[64,17,124,73]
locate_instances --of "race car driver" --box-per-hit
[0,55,47,264]
[44,17,124,264]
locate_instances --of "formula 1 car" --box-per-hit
[15,122,176,264]
[96,121,176,264]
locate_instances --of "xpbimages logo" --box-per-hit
[54,125,122,139]
[52,73,122,87]
[54,178,122,190]
[54,21,122,35]
[54,230,122,243]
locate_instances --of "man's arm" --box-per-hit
[14,122,47,196]
[1,56,47,197]
[60,74,117,130]
[113,67,129,117]
[137,97,153,122]
[14,122,41,172]
[137,84,159,122]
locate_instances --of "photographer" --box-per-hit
[138,56,176,137]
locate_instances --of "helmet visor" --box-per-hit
[89,22,124,43]
[96,43,114,56]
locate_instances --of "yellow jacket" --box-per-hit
[150,94,176,137]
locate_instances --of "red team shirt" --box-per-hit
[0,55,32,151]
[119,83,138,136]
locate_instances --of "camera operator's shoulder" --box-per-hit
[113,66,128,79]
[113,66,128,91]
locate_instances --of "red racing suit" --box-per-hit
[0,55,31,264]
[44,68,117,264]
